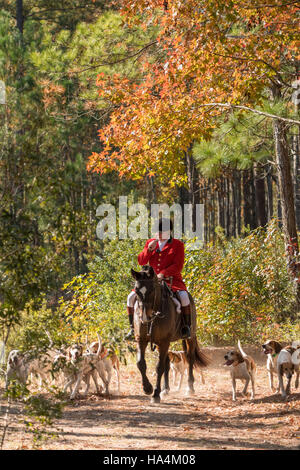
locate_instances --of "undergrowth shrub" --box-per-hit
[185,220,299,345]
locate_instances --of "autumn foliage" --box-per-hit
[88,0,299,184]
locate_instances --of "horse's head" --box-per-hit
[131,266,159,318]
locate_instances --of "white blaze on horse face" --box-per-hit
[139,286,147,296]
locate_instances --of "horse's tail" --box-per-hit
[194,339,211,368]
[183,339,211,369]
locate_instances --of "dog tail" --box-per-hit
[237,339,247,358]
[96,332,102,356]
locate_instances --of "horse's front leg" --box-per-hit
[137,341,153,395]
[152,343,169,404]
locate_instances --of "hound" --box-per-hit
[27,352,57,388]
[54,339,109,399]
[5,350,29,388]
[292,345,300,366]
[167,350,205,391]
[224,340,256,401]
[87,339,121,394]
[292,340,300,350]
[5,349,55,390]
[277,345,300,399]
[262,340,283,392]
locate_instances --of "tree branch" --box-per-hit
[196,103,300,125]
[26,5,102,19]
[242,1,300,10]
[74,41,158,74]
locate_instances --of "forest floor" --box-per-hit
[1,345,300,451]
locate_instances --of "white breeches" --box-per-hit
[177,290,190,306]
[127,290,190,307]
[127,291,137,307]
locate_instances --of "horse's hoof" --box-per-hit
[151,396,160,404]
[160,389,169,397]
[143,383,153,395]
[186,388,195,397]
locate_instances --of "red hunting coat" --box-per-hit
[137,237,187,291]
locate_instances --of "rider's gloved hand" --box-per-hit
[148,239,158,252]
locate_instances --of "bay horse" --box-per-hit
[131,266,210,403]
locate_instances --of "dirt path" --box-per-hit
[1,346,300,450]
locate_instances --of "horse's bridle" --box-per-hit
[134,278,162,322]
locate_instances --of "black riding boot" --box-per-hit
[181,305,191,339]
[125,306,135,340]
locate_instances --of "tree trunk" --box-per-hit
[266,163,274,221]
[249,168,257,230]
[225,177,230,237]
[217,177,225,230]
[209,179,216,243]
[230,175,236,237]
[254,163,267,227]
[147,174,157,208]
[242,169,253,230]
[235,171,241,235]
[292,136,300,230]
[185,148,201,232]
[272,84,300,306]
[292,67,300,230]
[16,0,24,35]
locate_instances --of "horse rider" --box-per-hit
[126,217,191,340]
